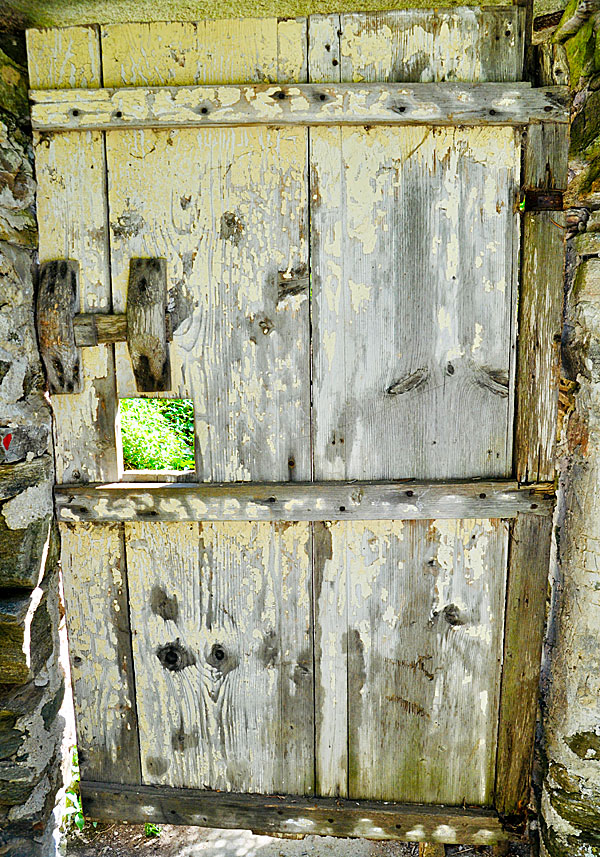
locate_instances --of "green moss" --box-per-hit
[5,0,508,29]
[0,47,28,118]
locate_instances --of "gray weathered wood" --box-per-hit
[105,38,310,483]
[515,123,568,482]
[36,260,82,394]
[29,83,569,132]
[73,312,128,346]
[316,518,508,804]
[337,8,525,84]
[54,480,555,523]
[27,27,139,793]
[495,514,552,817]
[125,521,313,793]
[60,523,141,784]
[80,780,511,844]
[310,45,523,481]
[126,258,171,392]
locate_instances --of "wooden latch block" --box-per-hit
[37,258,172,394]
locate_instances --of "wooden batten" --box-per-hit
[54,480,555,523]
[29,82,569,132]
[80,781,511,845]
[495,513,553,817]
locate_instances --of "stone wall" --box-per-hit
[533,2,600,855]
[0,32,65,857]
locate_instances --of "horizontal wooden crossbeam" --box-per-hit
[55,479,554,523]
[80,781,511,844]
[30,82,569,132]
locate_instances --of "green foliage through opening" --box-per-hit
[120,398,195,471]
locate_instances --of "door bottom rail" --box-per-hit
[80,781,514,844]
[55,479,554,523]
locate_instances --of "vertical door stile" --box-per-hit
[100,18,314,795]
[26,26,141,785]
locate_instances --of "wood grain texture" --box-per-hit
[27,25,118,484]
[515,124,568,483]
[73,313,128,346]
[337,8,525,85]
[27,28,140,791]
[495,514,552,817]
[125,521,313,794]
[310,124,521,480]
[54,480,555,523]
[29,82,569,132]
[37,260,82,394]
[103,19,310,482]
[60,523,140,784]
[80,781,511,844]
[126,258,171,392]
[315,519,508,804]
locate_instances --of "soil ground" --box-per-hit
[66,824,531,857]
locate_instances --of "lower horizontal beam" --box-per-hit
[55,479,554,523]
[80,781,511,844]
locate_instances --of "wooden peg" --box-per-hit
[126,258,171,392]
[37,260,83,394]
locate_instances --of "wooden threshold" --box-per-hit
[29,82,569,132]
[80,781,512,844]
[55,479,554,523]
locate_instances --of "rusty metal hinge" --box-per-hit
[37,258,172,394]
[520,188,564,212]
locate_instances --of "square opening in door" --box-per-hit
[119,398,195,472]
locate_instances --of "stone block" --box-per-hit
[0,514,50,589]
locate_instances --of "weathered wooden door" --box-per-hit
[27,8,568,846]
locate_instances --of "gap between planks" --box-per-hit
[54,479,555,523]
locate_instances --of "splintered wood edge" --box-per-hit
[80,781,512,844]
[29,83,570,131]
[54,480,555,522]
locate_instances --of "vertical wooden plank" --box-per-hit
[311,124,521,481]
[317,518,508,805]
[313,521,347,797]
[495,514,552,816]
[61,523,140,784]
[27,27,139,786]
[515,124,568,483]
[126,521,313,794]
[27,25,118,484]
[102,19,310,483]
[338,8,525,85]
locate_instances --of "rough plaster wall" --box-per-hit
[0,33,66,857]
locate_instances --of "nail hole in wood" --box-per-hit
[531,503,538,509]
[406,490,414,497]
[479,492,487,499]
[544,105,553,112]
[339,506,346,512]
[489,109,497,116]
[201,107,208,114]
[72,109,80,116]
[332,58,339,66]
[274,90,286,100]
[115,110,123,118]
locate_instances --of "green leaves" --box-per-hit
[144,822,161,837]
[63,746,85,832]
[120,399,195,471]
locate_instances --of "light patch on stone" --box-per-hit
[2,482,53,530]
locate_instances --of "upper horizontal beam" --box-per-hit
[29,83,569,132]
[55,479,554,523]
